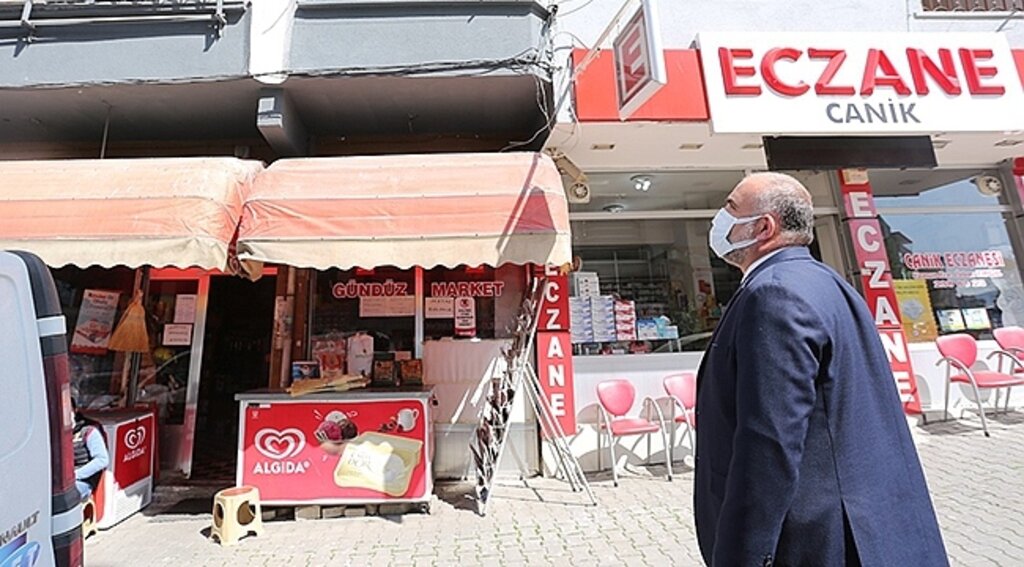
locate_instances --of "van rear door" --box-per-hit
[1,251,82,567]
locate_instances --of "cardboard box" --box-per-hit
[572,272,601,297]
[637,319,660,340]
[399,359,423,385]
[372,360,397,386]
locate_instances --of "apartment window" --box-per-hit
[922,0,1024,11]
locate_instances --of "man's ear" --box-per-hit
[756,214,779,241]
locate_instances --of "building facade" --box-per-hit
[0,0,560,482]
[545,0,1024,469]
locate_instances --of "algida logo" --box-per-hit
[252,428,311,475]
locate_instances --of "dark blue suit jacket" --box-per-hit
[694,247,947,566]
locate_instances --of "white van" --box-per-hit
[1,251,83,567]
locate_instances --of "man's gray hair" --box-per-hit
[749,172,815,246]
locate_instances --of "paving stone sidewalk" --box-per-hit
[85,411,1024,566]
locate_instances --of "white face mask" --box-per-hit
[709,208,763,260]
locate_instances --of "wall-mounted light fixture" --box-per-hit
[631,175,653,192]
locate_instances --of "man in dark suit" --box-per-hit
[694,173,947,566]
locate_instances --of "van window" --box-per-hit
[0,275,34,459]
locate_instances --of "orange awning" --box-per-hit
[0,157,263,270]
[236,152,572,270]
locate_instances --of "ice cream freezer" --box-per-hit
[235,388,436,506]
[81,408,156,529]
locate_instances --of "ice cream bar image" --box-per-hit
[334,432,423,497]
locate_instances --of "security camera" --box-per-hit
[973,175,1003,196]
[567,181,591,204]
[546,150,590,204]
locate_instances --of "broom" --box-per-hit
[109,290,151,353]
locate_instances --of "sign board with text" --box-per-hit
[612,0,667,119]
[840,170,923,414]
[534,266,577,434]
[698,32,1024,134]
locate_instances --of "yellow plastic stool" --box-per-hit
[81,496,98,539]
[210,486,264,546]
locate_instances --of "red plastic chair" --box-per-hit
[990,326,1024,413]
[596,379,672,486]
[935,333,1024,436]
[663,373,697,463]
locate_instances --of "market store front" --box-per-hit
[1,152,571,494]
[229,152,571,505]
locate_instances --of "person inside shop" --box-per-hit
[72,397,109,502]
[694,172,947,566]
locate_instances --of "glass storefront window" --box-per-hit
[874,170,1024,342]
[138,279,200,425]
[311,267,417,354]
[571,218,826,353]
[54,266,136,410]
[568,170,838,355]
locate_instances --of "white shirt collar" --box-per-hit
[742,248,787,282]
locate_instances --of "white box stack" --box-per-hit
[569,297,593,344]
[590,295,618,343]
[572,271,601,298]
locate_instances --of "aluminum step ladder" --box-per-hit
[471,275,596,516]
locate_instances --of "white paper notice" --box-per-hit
[454,297,476,337]
[163,323,193,346]
[174,294,198,323]
[360,296,415,318]
[425,297,455,319]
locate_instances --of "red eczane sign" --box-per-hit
[534,265,577,435]
[841,170,922,414]
[719,46,1006,97]
[697,32,1024,134]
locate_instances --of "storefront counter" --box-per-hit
[235,388,434,506]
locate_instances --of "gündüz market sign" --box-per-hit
[697,32,1024,134]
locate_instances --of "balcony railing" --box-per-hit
[0,0,247,39]
[922,0,1024,10]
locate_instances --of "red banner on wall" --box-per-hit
[533,265,577,434]
[841,170,923,414]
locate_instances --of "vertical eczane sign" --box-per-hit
[840,169,923,414]
[534,265,577,435]
[612,0,667,119]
